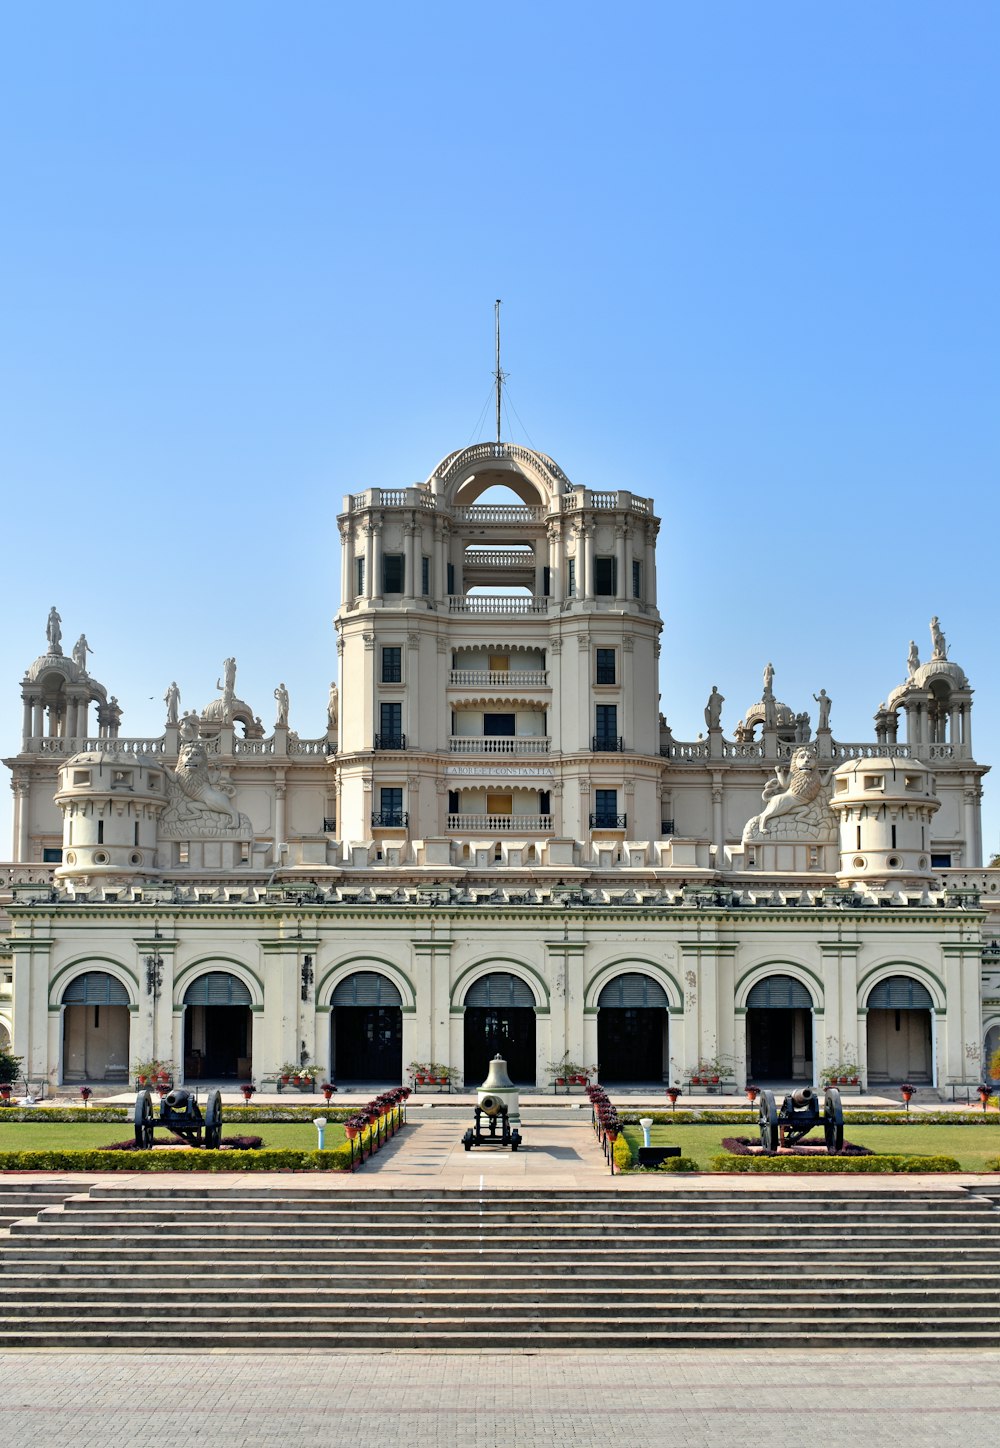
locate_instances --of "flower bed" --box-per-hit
[711,1152,961,1173]
[721,1135,872,1157]
[0,1147,353,1172]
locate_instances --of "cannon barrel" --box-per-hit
[789,1087,816,1107]
[478,1093,505,1117]
[164,1088,194,1111]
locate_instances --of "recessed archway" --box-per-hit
[463,972,537,1086]
[596,972,669,1084]
[182,972,252,1081]
[330,971,403,1085]
[865,976,934,1084]
[61,971,131,1083]
[745,974,814,1083]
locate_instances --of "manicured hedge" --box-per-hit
[612,1134,633,1171]
[710,1152,961,1173]
[619,1110,996,1127]
[654,1156,698,1172]
[0,1105,362,1125]
[0,1147,353,1172]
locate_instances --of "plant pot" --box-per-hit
[555,1078,566,1086]
[137,1075,148,1086]
[839,1077,848,1085]
[691,1075,701,1085]
[850,1077,859,1085]
[711,1075,720,1084]
[281,1074,290,1084]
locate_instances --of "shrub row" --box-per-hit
[612,1134,633,1171]
[0,1105,357,1125]
[617,1110,996,1127]
[710,1152,961,1174]
[0,1147,353,1172]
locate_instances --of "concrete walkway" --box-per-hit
[0,1350,997,1446]
[367,1116,610,1185]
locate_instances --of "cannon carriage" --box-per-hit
[758,1085,844,1155]
[134,1087,223,1149]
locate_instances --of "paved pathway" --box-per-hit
[0,1351,996,1446]
[368,1114,611,1185]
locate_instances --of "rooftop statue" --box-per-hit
[812,689,831,730]
[46,606,62,654]
[704,686,724,730]
[274,682,289,727]
[72,634,93,673]
[164,682,180,726]
[930,616,947,662]
[908,640,920,677]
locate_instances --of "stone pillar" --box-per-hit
[274,779,286,863]
[13,780,29,863]
[405,522,418,599]
[614,523,628,603]
[21,698,32,744]
[372,521,383,600]
[711,778,724,856]
[580,523,593,601]
[32,699,44,737]
[644,522,656,603]
[548,523,563,604]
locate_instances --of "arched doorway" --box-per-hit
[62,972,130,1083]
[746,974,814,1083]
[866,976,933,1084]
[985,1024,1000,1083]
[597,973,669,1083]
[0,1022,10,1051]
[183,972,252,1080]
[331,972,402,1084]
[464,973,536,1086]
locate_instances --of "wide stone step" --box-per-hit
[3,1247,996,1276]
[82,1185,982,1205]
[0,1321,995,1350]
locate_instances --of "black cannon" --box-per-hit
[758,1086,844,1155]
[462,1094,521,1152]
[134,1087,222,1149]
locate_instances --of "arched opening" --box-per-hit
[61,971,130,1083]
[866,976,934,1084]
[596,973,669,1084]
[330,971,403,1084]
[463,972,536,1086]
[746,974,814,1083]
[985,1024,1000,1083]
[183,972,252,1081]
[0,1022,9,1051]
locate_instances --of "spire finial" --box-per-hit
[494,299,505,444]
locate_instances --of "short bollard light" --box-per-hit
[313,1116,328,1150]
[639,1117,653,1149]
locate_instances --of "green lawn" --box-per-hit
[0,1122,347,1152]
[622,1123,999,1172]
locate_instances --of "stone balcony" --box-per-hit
[447,814,553,832]
[448,737,551,755]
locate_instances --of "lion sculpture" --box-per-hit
[741,746,836,845]
[160,740,252,840]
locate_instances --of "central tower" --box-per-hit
[334,442,662,865]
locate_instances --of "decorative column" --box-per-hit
[32,698,44,737]
[274,776,286,864]
[711,777,724,857]
[412,935,453,1083]
[405,521,419,599]
[614,522,628,603]
[21,697,32,744]
[548,522,563,604]
[372,519,383,600]
[546,937,586,1079]
[580,523,593,601]
[12,779,29,863]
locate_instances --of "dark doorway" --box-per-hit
[331,972,403,1084]
[182,972,253,1081]
[464,973,537,1086]
[745,975,814,1083]
[184,1005,251,1079]
[597,974,669,1083]
[334,1007,402,1082]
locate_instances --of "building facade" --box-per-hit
[2,442,998,1091]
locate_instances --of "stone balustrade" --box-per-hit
[448,736,551,755]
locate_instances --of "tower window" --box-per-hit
[448,790,460,814]
[355,557,365,595]
[97,821,104,844]
[421,556,430,595]
[382,554,405,593]
[595,649,616,684]
[567,558,576,597]
[632,559,642,599]
[594,556,616,596]
[381,647,402,683]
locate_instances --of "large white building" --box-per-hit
[2,440,998,1092]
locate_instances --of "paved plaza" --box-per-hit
[1,1350,997,1447]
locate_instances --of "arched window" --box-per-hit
[183,972,252,1007]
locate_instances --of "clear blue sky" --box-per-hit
[1,3,997,856]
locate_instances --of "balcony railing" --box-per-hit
[448,736,551,754]
[371,812,409,828]
[452,504,545,523]
[590,813,627,830]
[462,550,536,569]
[592,735,624,752]
[448,814,552,832]
[373,734,407,750]
[448,596,548,615]
[449,670,549,687]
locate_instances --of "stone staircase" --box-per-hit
[0,1184,998,1348]
[0,1181,87,1232]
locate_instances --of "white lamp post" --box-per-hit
[313,1116,328,1150]
[639,1116,653,1149]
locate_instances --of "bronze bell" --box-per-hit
[480,1053,514,1093]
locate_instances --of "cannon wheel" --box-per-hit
[134,1089,154,1149]
[823,1087,844,1155]
[758,1089,779,1154]
[203,1089,222,1150]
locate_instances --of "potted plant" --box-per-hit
[0,1049,22,1099]
[745,1085,759,1104]
[79,1085,92,1107]
[240,1082,255,1103]
[665,1086,681,1109]
[321,1081,335,1103]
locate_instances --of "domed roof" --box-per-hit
[911,657,969,691]
[24,652,87,686]
[833,754,933,780]
[743,699,796,728]
[63,746,160,768]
